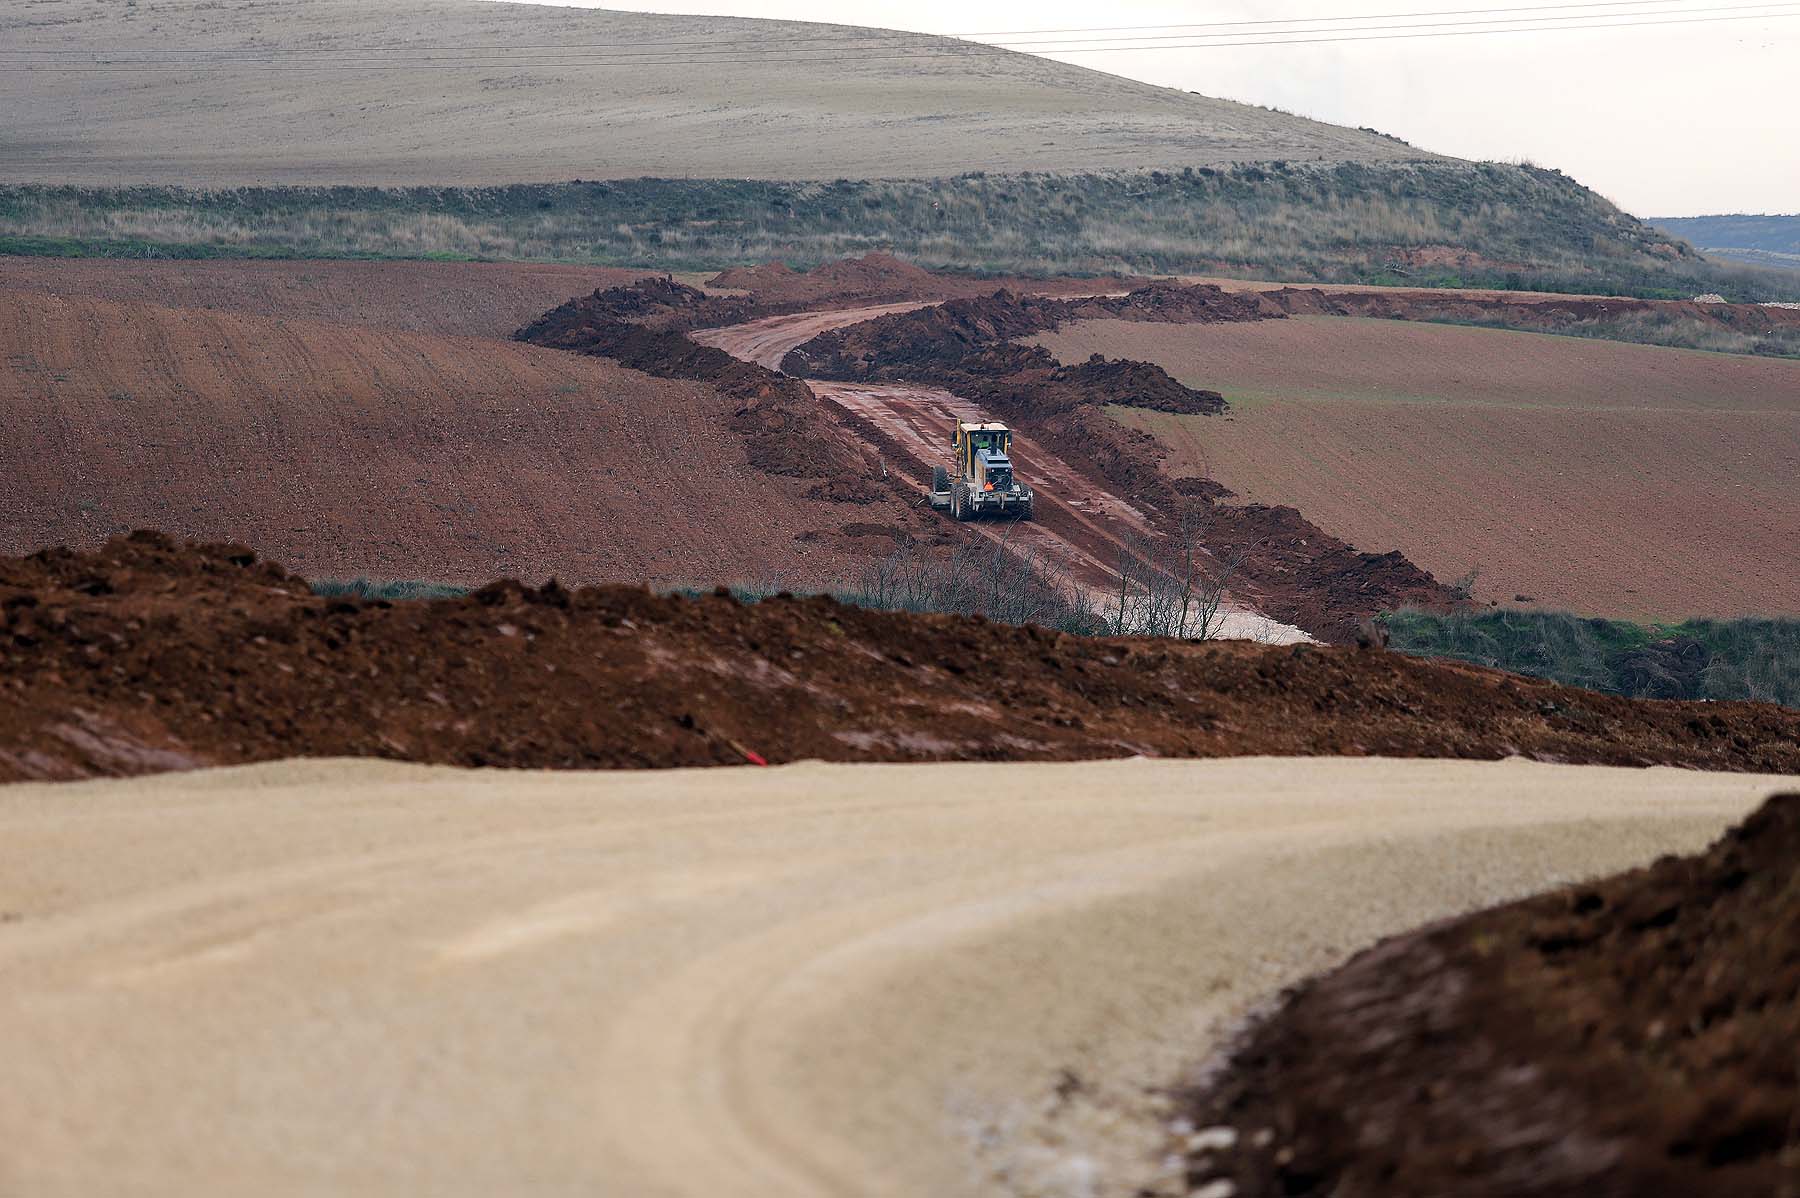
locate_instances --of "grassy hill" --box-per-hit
[1,0,1423,185]
[3,0,1786,298]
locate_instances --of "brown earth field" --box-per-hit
[0,256,674,339]
[4,532,1800,784]
[1030,316,1800,620]
[0,285,926,587]
[1173,790,1800,1198]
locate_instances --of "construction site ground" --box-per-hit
[1032,315,1800,619]
[689,302,1312,641]
[1,755,1787,1198]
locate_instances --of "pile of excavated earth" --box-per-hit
[3,533,1798,783]
[518,277,1464,641]
[1173,791,1800,1197]
[770,287,1464,638]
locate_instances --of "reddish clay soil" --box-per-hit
[0,288,919,587]
[778,284,1270,381]
[0,256,667,338]
[1174,791,1800,1198]
[514,286,900,492]
[1035,317,1800,620]
[760,289,1460,640]
[4,532,1797,784]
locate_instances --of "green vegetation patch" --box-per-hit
[5,163,1792,299]
[1382,608,1800,708]
[311,578,470,601]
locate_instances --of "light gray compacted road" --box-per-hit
[0,756,1786,1197]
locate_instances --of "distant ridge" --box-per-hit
[1,0,1433,185]
[1652,215,1800,269]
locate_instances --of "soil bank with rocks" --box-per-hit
[3,533,1798,783]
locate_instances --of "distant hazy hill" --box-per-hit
[1652,216,1800,269]
[0,0,1426,185]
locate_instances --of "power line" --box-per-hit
[25,1,1789,59]
[977,2,1800,47]
[1,8,1792,71]
[957,0,1707,34]
[0,0,1766,55]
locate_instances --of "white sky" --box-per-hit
[500,0,1797,217]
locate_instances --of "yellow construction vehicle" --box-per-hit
[928,419,1034,521]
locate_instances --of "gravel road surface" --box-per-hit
[1,756,1785,1197]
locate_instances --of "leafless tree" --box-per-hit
[1106,503,1246,640]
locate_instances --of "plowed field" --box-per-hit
[0,288,912,586]
[1031,316,1800,619]
[0,257,668,339]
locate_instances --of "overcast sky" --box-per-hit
[500,0,1796,217]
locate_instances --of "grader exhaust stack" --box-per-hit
[928,419,1034,521]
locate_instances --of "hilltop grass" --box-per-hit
[1382,608,1800,708]
[5,163,1793,300]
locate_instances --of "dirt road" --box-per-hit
[692,302,934,370]
[695,309,1309,641]
[1,756,1785,1197]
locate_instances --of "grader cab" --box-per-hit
[927,420,1034,521]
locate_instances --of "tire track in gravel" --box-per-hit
[0,757,1784,1197]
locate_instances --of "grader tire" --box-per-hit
[952,484,974,521]
[932,466,949,494]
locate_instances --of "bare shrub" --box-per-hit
[1105,505,1245,639]
[843,526,1101,634]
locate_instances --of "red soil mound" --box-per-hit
[773,286,1461,639]
[521,277,770,334]
[780,284,1269,379]
[515,291,886,483]
[4,533,1797,784]
[778,289,1231,416]
[1174,791,1800,1197]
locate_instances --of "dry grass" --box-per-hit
[0,0,1421,186]
[3,162,1759,299]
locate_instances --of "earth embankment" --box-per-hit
[760,290,1463,640]
[4,533,1798,783]
[1174,789,1800,1197]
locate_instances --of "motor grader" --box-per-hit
[928,419,1034,521]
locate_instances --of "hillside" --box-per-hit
[2,0,1760,297]
[0,0,1422,186]
[1652,214,1800,270]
